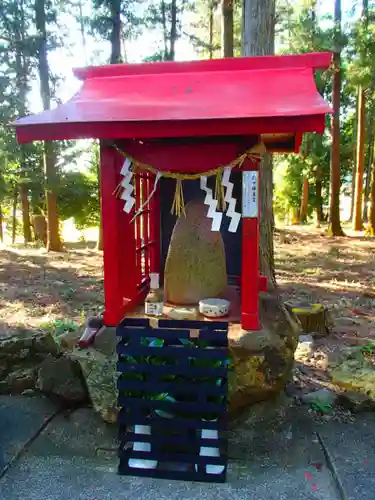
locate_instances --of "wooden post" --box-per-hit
[241,161,260,330]
[149,174,161,274]
[100,142,137,325]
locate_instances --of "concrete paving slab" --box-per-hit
[0,395,58,474]
[317,414,375,500]
[0,399,341,500]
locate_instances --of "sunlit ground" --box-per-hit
[0,219,374,340]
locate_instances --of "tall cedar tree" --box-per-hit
[352,0,369,231]
[221,0,234,57]
[242,0,277,289]
[35,0,63,251]
[328,0,345,236]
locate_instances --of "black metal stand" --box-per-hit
[117,317,228,483]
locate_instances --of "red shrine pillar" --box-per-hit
[241,158,260,330]
[100,142,137,326]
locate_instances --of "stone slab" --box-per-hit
[317,414,375,500]
[0,395,58,474]
[0,399,341,500]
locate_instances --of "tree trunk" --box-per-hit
[97,219,103,251]
[110,0,122,64]
[20,184,32,244]
[0,204,3,243]
[349,96,358,221]
[169,0,177,61]
[12,187,18,245]
[300,177,309,223]
[161,0,168,60]
[15,0,32,244]
[78,0,88,65]
[328,0,345,236]
[352,85,366,231]
[291,207,300,225]
[221,0,234,57]
[242,0,276,289]
[209,1,214,59]
[315,178,323,227]
[35,0,63,251]
[363,136,374,221]
[367,157,375,236]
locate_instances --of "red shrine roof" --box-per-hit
[14,52,332,145]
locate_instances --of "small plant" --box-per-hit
[360,343,374,355]
[311,400,333,415]
[40,318,79,337]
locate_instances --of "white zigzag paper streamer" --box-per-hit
[222,166,241,233]
[200,176,223,232]
[120,159,135,213]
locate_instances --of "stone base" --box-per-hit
[71,291,300,423]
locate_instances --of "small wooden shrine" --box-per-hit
[14,52,332,331]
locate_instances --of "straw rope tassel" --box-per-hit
[171,179,186,217]
[214,169,226,211]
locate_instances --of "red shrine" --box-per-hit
[14,52,332,331]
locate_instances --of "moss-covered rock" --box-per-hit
[71,347,118,424]
[228,292,301,416]
[164,200,227,305]
[332,349,375,397]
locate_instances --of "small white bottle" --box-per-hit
[145,272,164,317]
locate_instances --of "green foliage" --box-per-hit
[90,0,145,56]
[57,170,100,229]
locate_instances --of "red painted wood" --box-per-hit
[149,176,160,274]
[100,144,125,325]
[259,275,268,292]
[123,139,240,175]
[134,175,143,284]
[15,114,326,145]
[241,160,260,331]
[74,53,332,81]
[142,178,150,278]
[101,144,140,325]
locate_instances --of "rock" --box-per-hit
[93,326,117,356]
[36,354,88,402]
[164,200,227,305]
[0,331,60,395]
[294,334,314,359]
[71,347,118,423]
[332,355,375,397]
[228,292,301,416]
[58,329,81,351]
[69,293,301,422]
[332,316,370,338]
[32,332,60,356]
[337,391,375,413]
[0,364,37,394]
[301,388,337,407]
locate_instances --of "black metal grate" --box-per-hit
[117,317,228,483]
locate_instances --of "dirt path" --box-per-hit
[0,225,374,340]
[275,225,375,310]
[0,242,103,339]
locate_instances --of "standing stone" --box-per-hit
[164,200,227,305]
[36,354,88,403]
